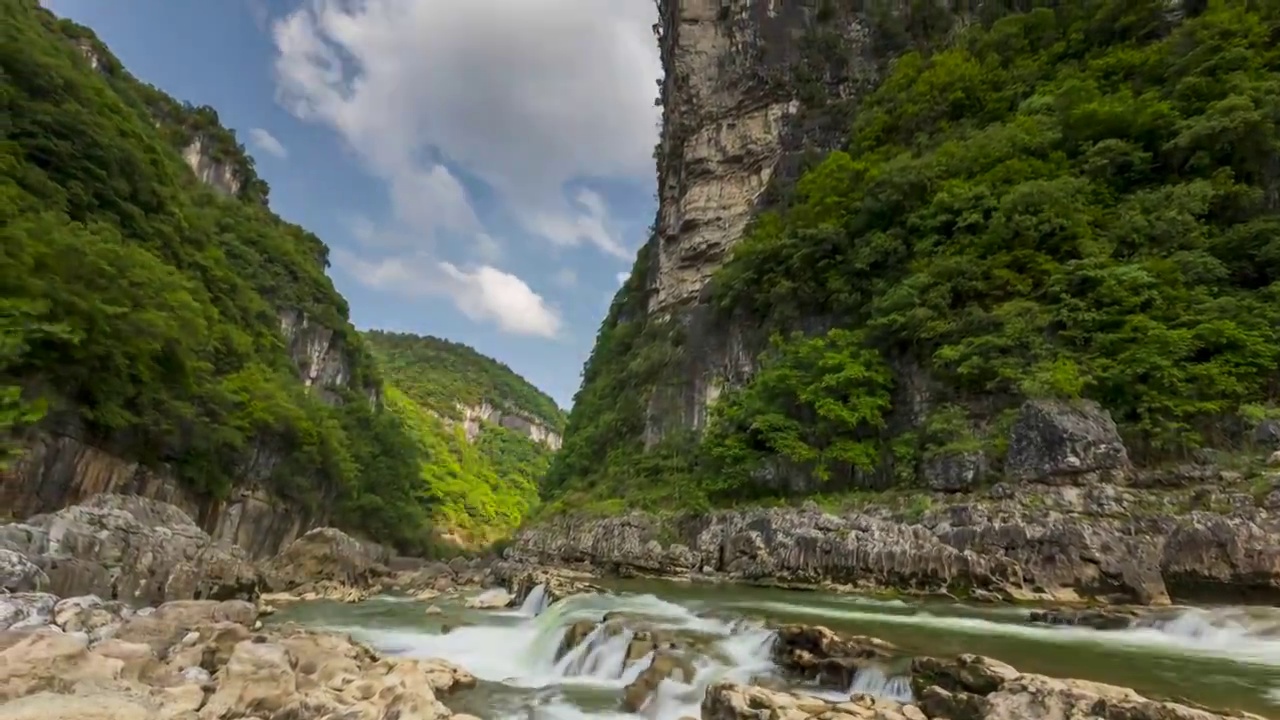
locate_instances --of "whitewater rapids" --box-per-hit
[281,580,1280,718]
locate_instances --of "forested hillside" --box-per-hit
[545,0,1280,513]
[0,0,555,551]
[366,331,564,430]
[366,332,563,543]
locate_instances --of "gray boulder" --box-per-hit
[1004,399,1129,483]
[0,494,261,605]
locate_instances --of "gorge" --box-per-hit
[5,0,1280,718]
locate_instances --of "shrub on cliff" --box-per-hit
[712,0,1280,467]
[0,0,440,550]
[545,0,1280,511]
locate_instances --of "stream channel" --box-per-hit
[272,578,1280,718]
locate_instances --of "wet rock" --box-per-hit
[621,651,697,712]
[1027,607,1138,631]
[465,587,512,609]
[1004,399,1130,484]
[556,619,598,660]
[0,495,260,604]
[773,624,897,689]
[907,653,1269,720]
[289,579,376,603]
[264,526,388,592]
[497,564,606,606]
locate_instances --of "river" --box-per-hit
[271,578,1280,718]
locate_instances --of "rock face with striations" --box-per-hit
[511,409,1280,605]
[0,494,260,604]
[642,0,888,441]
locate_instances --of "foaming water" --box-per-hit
[735,599,1280,667]
[520,583,551,616]
[279,580,1280,718]
[312,589,780,714]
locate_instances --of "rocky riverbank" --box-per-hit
[509,402,1280,607]
[2,493,1273,719]
[514,598,1268,720]
[0,593,480,720]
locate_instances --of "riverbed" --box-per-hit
[272,578,1280,718]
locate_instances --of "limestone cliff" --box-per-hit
[642,0,895,440]
[456,402,563,451]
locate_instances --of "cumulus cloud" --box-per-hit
[336,249,562,339]
[616,271,631,286]
[247,127,288,159]
[271,0,658,335]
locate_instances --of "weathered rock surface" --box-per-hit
[508,481,1280,605]
[464,588,512,610]
[515,395,1280,605]
[622,650,697,712]
[0,495,260,604]
[1004,400,1130,484]
[493,563,607,607]
[263,526,390,593]
[772,624,896,688]
[0,593,477,720]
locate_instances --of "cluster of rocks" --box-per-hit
[545,611,1263,720]
[0,593,479,720]
[506,401,1280,606]
[701,657,1268,720]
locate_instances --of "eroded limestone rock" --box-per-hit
[0,495,260,604]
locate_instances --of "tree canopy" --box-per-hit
[545,0,1280,513]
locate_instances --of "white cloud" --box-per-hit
[616,271,630,286]
[248,127,288,159]
[440,263,563,338]
[271,0,659,253]
[336,249,562,339]
[529,188,628,258]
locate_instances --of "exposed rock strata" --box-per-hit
[508,479,1280,605]
[180,136,242,196]
[453,401,562,451]
[518,400,1280,604]
[0,495,260,605]
[1,434,313,560]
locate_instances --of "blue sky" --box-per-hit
[45,0,662,409]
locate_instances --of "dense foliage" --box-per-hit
[0,0,423,551]
[367,331,556,540]
[546,0,1280,512]
[382,387,542,543]
[365,330,564,430]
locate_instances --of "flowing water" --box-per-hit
[273,578,1280,718]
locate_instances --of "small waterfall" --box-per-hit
[519,583,550,617]
[555,625,639,680]
[849,666,914,703]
